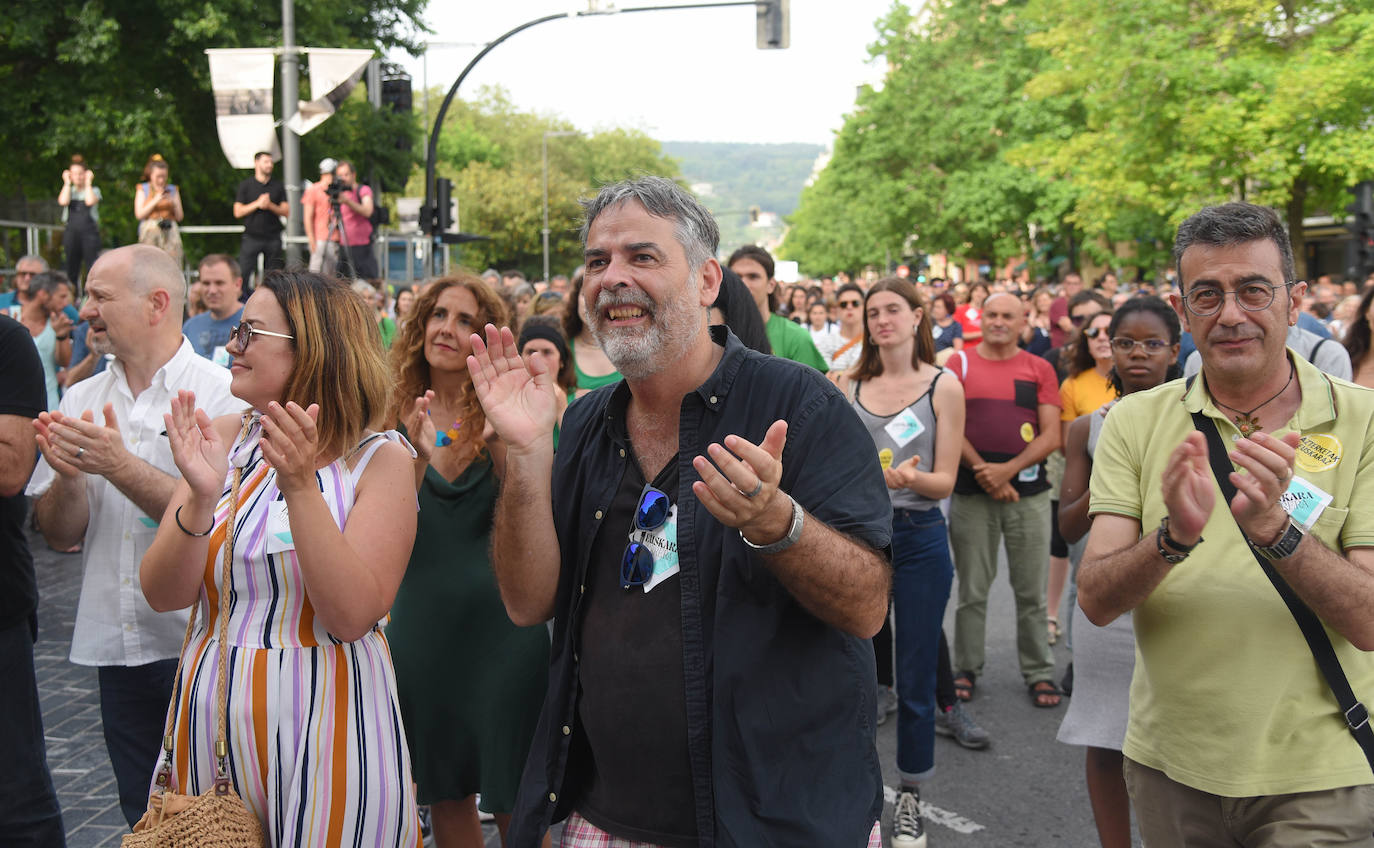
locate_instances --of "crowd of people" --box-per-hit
[4,175,1374,848]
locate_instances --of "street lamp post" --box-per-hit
[542,130,579,283]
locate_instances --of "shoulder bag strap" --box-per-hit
[1185,377,1374,772]
[152,417,252,799]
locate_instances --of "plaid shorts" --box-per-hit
[561,812,883,847]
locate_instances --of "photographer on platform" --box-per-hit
[329,159,378,280]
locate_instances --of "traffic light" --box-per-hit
[1346,181,1374,280]
[435,178,454,234]
[756,0,789,49]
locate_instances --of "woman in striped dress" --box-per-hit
[140,270,422,846]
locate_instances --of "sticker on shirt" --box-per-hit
[211,346,231,368]
[878,448,894,470]
[1019,422,1035,443]
[629,502,679,593]
[1279,476,1333,532]
[265,499,294,554]
[1295,434,1341,474]
[1018,465,1040,483]
[884,408,925,448]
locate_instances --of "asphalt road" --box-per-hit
[33,521,1113,847]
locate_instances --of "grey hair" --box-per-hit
[17,254,49,271]
[1173,202,1295,283]
[579,176,719,273]
[27,270,70,298]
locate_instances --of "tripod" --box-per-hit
[324,195,357,281]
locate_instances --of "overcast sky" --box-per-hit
[387,0,896,147]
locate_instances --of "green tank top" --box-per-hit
[571,337,622,392]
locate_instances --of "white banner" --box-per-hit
[206,48,281,169]
[286,48,373,136]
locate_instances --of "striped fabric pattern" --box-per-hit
[561,813,883,848]
[157,421,422,847]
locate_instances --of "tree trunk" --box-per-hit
[1287,179,1308,281]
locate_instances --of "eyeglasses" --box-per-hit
[621,485,671,589]
[1082,326,1110,339]
[838,300,862,309]
[1183,281,1291,316]
[1110,337,1172,354]
[229,323,294,352]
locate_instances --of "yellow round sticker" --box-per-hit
[1019,422,1035,443]
[879,448,894,470]
[1295,434,1341,473]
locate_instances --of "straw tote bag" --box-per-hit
[122,463,267,847]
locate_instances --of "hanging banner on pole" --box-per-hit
[206,48,281,169]
[285,48,373,136]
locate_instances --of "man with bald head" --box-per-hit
[947,292,1064,708]
[26,244,240,827]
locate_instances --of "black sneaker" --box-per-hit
[934,701,990,750]
[891,787,926,847]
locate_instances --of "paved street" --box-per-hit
[32,519,1114,847]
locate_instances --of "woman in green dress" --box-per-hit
[388,273,551,847]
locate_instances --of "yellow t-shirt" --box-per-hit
[1060,368,1115,422]
[1089,351,1374,796]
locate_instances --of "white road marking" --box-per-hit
[884,785,987,835]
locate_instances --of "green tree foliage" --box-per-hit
[0,0,425,262]
[416,87,680,278]
[783,1,1082,277]
[1016,0,1374,278]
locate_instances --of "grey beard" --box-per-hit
[589,286,702,380]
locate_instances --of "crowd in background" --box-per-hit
[7,182,1374,848]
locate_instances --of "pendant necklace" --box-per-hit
[433,416,462,448]
[1211,362,1294,437]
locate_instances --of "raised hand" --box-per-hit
[1160,431,1216,545]
[404,390,437,465]
[35,404,131,479]
[164,391,228,499]
[692,419,790,543]
[258,401,320,495]
[1228,430,1300,544]
[466,324,557,454]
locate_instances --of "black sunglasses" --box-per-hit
[838,299,862,309]
[621,485,671,589]
[1083,326,1108,339]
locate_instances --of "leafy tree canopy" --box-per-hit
[415,86,680,279]
[0,0,426,263]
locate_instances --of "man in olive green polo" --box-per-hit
[1080,202,1374,843]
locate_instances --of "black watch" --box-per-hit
[1251,520,1304,560]
[1157,516,1202,564]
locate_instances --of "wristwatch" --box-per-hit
[1251,519,1304,560]
[1157,516,1202,564]
[740,495,805,555]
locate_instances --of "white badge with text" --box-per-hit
[884,407,925,449]
[265,499,295,554]
[1280,476,1332,533]
[631,503,680,593]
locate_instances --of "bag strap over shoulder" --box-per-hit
[1185,376,1374,774]
[153,415,253,798]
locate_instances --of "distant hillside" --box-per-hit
[661,141,826,253]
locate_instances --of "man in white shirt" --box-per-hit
[27,244,240,827]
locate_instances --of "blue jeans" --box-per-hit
[892,507,955,781]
